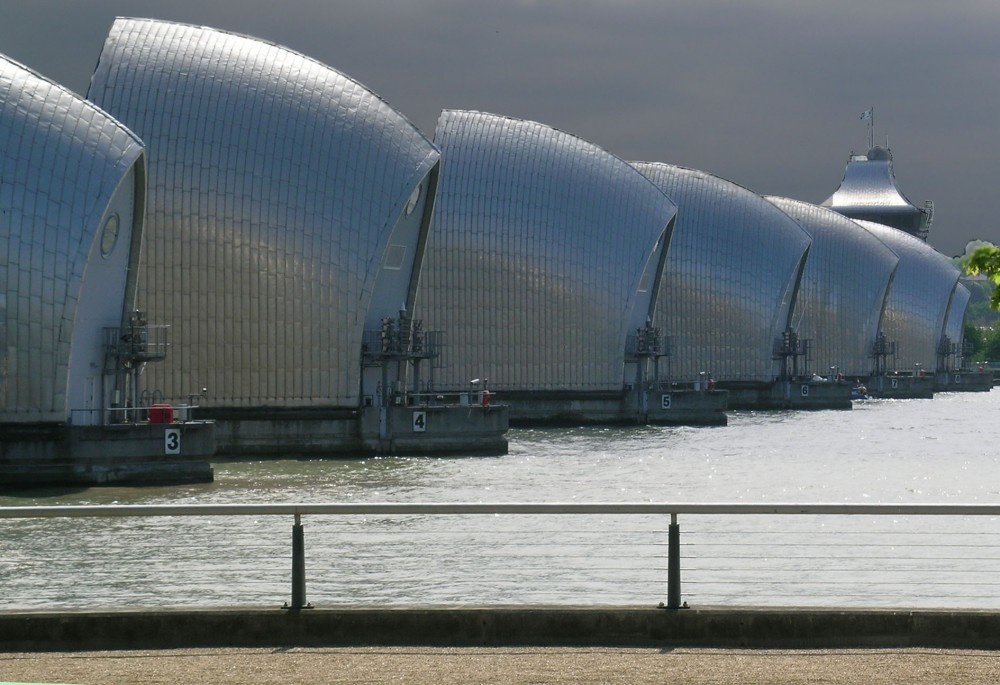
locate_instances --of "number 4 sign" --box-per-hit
[412,411,427,432]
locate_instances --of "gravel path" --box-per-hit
[3,647,1000,684]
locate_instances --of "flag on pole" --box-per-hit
[860,108,873,121]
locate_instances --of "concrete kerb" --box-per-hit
[3,607,1000,652]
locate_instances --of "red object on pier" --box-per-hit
[149,403,174,424]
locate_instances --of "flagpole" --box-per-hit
[860,107,875,151]
[868,106,875,151]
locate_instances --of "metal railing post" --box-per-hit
[667,512,682,609]
[287,513,309,609]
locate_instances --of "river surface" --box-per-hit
[3,389,1000,609]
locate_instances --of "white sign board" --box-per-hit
[165,428,181,455]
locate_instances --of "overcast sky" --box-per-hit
[3,0,997,257]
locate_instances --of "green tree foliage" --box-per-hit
[964,323,983,358]
[967,320,1000,361]
[983,326,1000,361]
[962,279,1000,327]
[964,245,1000,310]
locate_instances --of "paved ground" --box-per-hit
[3,647,1000,684]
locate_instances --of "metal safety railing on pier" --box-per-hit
[4,503,1000,611]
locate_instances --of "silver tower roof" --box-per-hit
[87,18,440,408]
[822,146,932,240]
[417,110,677,391]
[632,162,812,383]
[853,220,960,372]
[1,54,145,423]
[942,281,970,370]
[766,196,899,378]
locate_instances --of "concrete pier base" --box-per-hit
[504,390,728,426]
[865,374,935,400]
[0,421,215,487]
[934,369,993,393]
[207,403,509,457]
[646,388,728,426]
[722,379,853,410]
[364,404,510,455]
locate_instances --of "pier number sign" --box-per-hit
[412,411,427,432]
[165,428,181,454]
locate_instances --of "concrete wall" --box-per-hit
[209,410,366,456]
[502,391,636,425]
[5,607,1000,650]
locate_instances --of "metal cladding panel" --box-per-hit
[821,147,926,235]
[87,18,440,408]
[766,197,898,378]
[632,163,811,383]
[943,282,970,366]
[823,156,913,208]
[417,110,677,392]
[0,55,144,423]
[854,220,959,371]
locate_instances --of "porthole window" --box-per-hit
[100,213,120,257]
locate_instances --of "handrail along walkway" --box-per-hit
[4,502,1000,610]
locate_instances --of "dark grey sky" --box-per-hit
[3,0,997,257]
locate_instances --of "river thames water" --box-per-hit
[3,389,1000,609]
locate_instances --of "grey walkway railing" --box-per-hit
[5,502,1000,610]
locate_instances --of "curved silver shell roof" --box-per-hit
[766,196,899,378]
[87,18,440,408]
[631,162,812,383]
[942,282,970,369]
[416,110,677,391]
[853,220,960,372]
[1,54,145,423]
[822,147,930,239]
